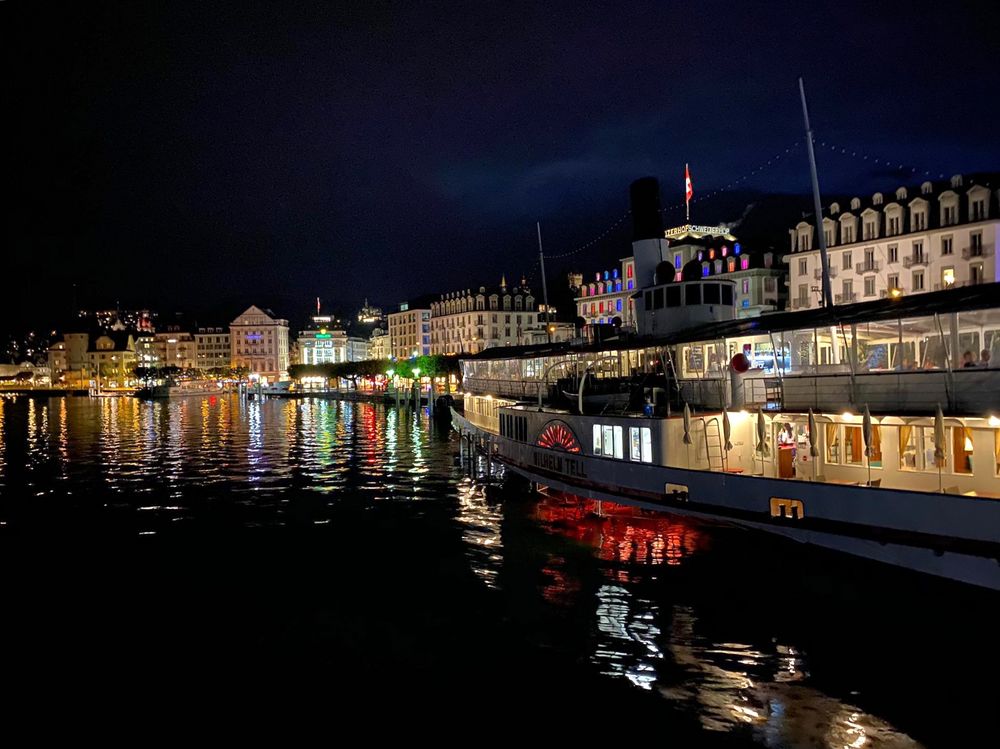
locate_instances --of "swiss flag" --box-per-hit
[685,164,693,203]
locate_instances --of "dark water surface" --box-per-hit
[0,394,995,743]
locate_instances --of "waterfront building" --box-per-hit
[575,257,637,329]
[230,306,290,381]
[86,333,137,387]
[347,336,370,362]
[430,276,546,355]
[388,299,433,358]
[787,174,999,309]
[194,327,231,371]
[575,225,784,329]
[153,329,198,370]
[298,328,347,365]
[47,332,89,378]
[134,334,158,368]
[369,328,391,359]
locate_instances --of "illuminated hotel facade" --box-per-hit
[230,305,290,380]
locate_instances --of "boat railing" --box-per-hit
[463,376,546,400]
[781,367,1000,413]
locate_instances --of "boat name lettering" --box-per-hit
[532,450,588,478]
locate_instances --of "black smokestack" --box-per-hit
[629,177,664,242]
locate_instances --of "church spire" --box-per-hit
[500,274,507,290]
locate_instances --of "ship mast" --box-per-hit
[537,221,551,342]
[799,77,833,308]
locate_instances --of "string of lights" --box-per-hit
[815,139,948,180]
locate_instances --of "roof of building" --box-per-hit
[86,332,135,353]
[795,172,1000,231]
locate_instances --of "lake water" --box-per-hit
[0,394,993,744]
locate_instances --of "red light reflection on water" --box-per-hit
[534,492,709,567]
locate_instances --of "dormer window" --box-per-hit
[740,256,750,271]
[727,257,736,272]
[921,181,933,195]
[896,187,908,200]
[950,174,963,188]
[972,198,987,221]
[873,192,883,205]
[850,197,861,210]
[830,202,840,215]
[940,194,959,226]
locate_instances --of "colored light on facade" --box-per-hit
[734,243,742,255]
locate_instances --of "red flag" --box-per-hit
[685,164,693,203]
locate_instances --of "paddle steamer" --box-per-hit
[453,178,1000,590]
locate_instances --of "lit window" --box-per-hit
[627,280,634,290]
[627,265,633,278]
[702,264,710,277]
[721,245,728,257]
[734,243,741,255]
[629,427,641,461]
[602,426,614,457]
[593,424,602,454]
[740,257,749,270]
[640,428,653,463]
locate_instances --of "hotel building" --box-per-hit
[230,305,290,380]
[388,300,432,358]
[787,174,999,309]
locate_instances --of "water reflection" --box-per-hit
[0,396,455,533]
[531,493,923,748]
[0,397,949,746]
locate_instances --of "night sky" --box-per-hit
[5,0,1000,333]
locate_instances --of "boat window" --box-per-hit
[899,425,947,472]
[593,424,602,454]
[721,285,733,306]
[613,426,624,460]
[843,425,882,467]
[630,427,641,461]
[686,285,702,305]
[602,426,615,457]
[666,286,681,307]
[703,283,721,305]
[640,427,653,463]
[653,287,665,310]
[953,427,973,475]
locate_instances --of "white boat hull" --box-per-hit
[453,411,1000,591]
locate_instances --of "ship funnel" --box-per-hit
[630,177,665,241]
[629,177,669,290]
